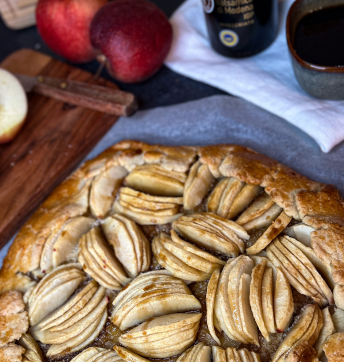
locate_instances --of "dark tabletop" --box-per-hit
[0,0,227,110]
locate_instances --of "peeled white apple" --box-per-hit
[0,68,28,143]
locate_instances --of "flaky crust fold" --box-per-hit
[1,140,343,295]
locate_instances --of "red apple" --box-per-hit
[0,69,28,143]
[36,0,107,63]
[90,0,173,83]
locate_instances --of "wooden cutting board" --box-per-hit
[0,49,121,249]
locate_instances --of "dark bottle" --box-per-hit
[202,0,278,58]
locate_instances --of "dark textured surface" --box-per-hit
[0,0,226,110]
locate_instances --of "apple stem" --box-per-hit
[93,54,107,81]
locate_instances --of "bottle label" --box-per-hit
[215,0,255,28]
[219,29,239,47]
[202,0,215,13]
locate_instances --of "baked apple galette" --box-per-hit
[1,141,344,362]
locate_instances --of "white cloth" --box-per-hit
[165,0,344,152]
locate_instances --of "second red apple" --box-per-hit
[90,0,173,83]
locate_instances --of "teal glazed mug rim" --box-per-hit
[286,0,344,73]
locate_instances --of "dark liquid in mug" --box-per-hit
[294,5,344,66]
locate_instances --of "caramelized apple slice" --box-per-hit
[228,184,262,220]
[241,204,282,231]
[262,267,276,334]
[239,273,259,346]
[250,258,269,341]
[272,304,317,362]
[152,233,210,282]
[114,346,151,362]
[274,266,294,333]
[246,212,291,255]
[207,269,221,345]
[18,333,43,362]
[212,346,226,362]
[282,236,334,303]
[228,256,256,344]
[314,307,336,357]
[207,178,245,218]
[125,164,186,197]
[46,308,107,356]
[215,258,248,343]
[36,280,98,331]
[184,161,214,210]
[236,193,275,225]
[90,165,128,218]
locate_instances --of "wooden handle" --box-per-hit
[33,76,138,117]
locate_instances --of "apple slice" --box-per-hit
[302,305,323,347]
[69,347,105,362]
[267,242,322,303]
[215,258,248,343]
[51,217,95,268]
[206,269,221,345]
[228,184,262,220]
[274,266,294,333]
[184,161,214,210]
[32,295,108,344]
[161,235,221,274]
[46,308,107,356]
[90,165,128,218]
[238,349,253,362]
[113,199,182,225]
[236,193,275,225]
[185,342,204,362]
[284,236,335,290]
[251,352,261,362]
[292,223,316,247]
[227,256,255,344]
[208,178,229,213]
[212,346,226,362]
[262,267,276,334]
[246,212,291,255]
[114,346,151,362]
[332,307,344,333]
[209,177,245,218]
[250,258,269,341]
[18,333,43,362]
[241,204,282,231]
[171,230,226,266]
[36,280,98,331]
[29,273,84,326]
[124,164,186,197]
[0,68,28,143]
[279,236,333,305]
[195,346,211,362]
[272,304,316,362]
[120,313,202,338]
[117,293,201,331]
[314,307,336,357]
[283,341,318,362]
[152,233,209,281]
[172,214,240,256]
[49,286,107,332]
[239,273,259,346]
[225,348,237,362]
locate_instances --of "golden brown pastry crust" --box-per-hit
[0,140,343,298]
[0,343,25,362]
[0,291,28,347]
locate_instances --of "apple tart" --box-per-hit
[0,141,344,362]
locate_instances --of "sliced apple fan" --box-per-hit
[207,256,294,345]
[30,280,108,356]
[111,270,201,330]
[176,344,261,362]
[113,186,183,225]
